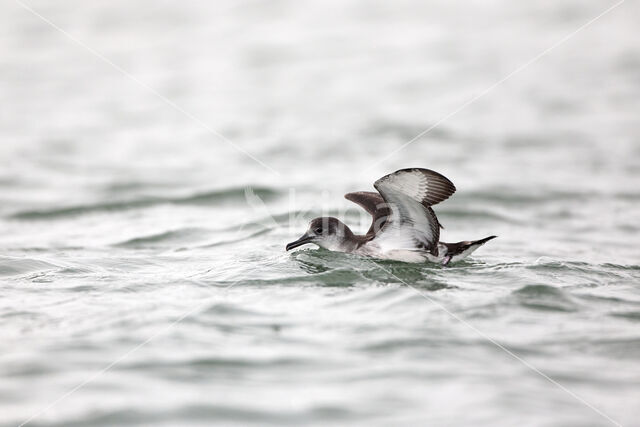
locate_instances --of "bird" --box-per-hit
[285,168,496,265]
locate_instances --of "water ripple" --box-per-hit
[9,186,279,220]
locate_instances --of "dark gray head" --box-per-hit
[286,217,354,251]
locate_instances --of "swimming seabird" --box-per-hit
[285,168,496,265]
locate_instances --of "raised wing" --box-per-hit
[371,168,455,255]
[344,191,390,236]
[375,168,455,207]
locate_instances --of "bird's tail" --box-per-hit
[441,235,497,266]
[474,235,498,246]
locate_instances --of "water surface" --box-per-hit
[1,1,640,426]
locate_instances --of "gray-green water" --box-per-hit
[2,1,640,426]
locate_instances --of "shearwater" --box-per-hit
[286,168,496,265]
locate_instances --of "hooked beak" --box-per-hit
[286,232,314,251]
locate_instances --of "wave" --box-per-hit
[192,266,368,288]
[114,227,212,248]
[9,186,280,220]
[437,207,520,223]
[511,284,578,312]
[36,402,357,426]
[0,257,60,277]
[456,188,640,205]
[198,228,272,249]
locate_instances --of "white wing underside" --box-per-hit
[369,168,455,254]
[371,193,436,252]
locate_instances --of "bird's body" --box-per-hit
[349,237,497,264]
[286,168,496,265]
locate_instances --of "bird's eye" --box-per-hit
[314,227,323,234]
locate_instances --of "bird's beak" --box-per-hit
[286,232,314,251]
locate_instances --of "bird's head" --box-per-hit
[286,217,352,252]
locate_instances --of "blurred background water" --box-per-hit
[1,0,640,426]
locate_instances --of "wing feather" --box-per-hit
[344,191,390,236]
[371,168,454,254]
[374,168,455,207]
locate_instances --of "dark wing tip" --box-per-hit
[344,191,379,201]
[344,191,385,210]
[415,168,456,204]
[344,191,390,237]
[374,167,456,207]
